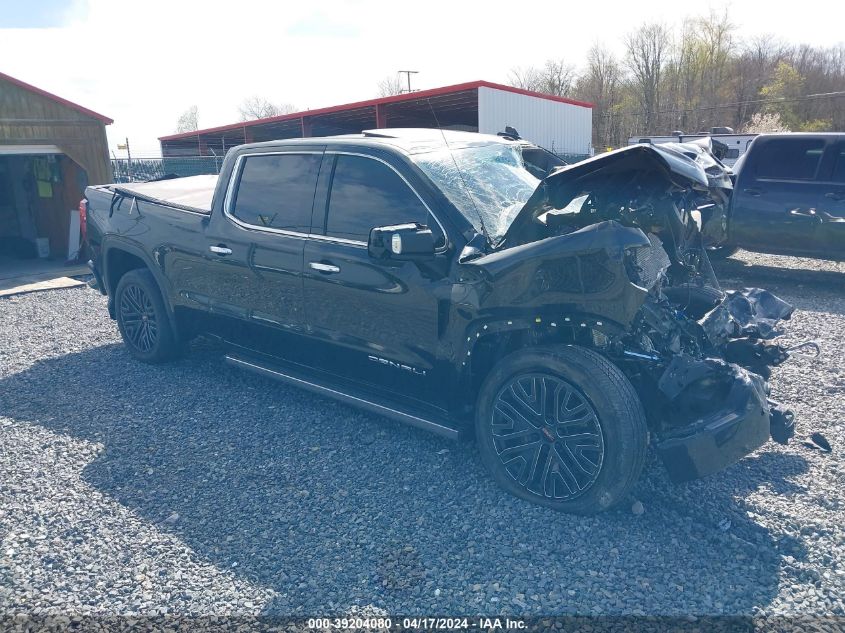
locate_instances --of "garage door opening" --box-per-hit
[0,150,87,268]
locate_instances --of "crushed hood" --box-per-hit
[542,143,710,190]
[501,144,711,247]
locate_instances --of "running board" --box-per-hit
[224,354,461,440]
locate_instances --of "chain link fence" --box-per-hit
[110,156,223,183]
[557,152,590,163]
[110,150,587,185]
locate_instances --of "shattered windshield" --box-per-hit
[411,143,540,242]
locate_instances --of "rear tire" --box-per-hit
[115,268,183,364]
[475,345,647,514]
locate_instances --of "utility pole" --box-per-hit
[117,137,132,181]
[398,70,419,94]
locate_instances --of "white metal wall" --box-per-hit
[477,86,593,156]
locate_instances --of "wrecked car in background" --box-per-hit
[83,129,810,515]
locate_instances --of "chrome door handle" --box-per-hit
[309,262,340,274]
[209,245,232,256]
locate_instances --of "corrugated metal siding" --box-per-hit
[477,87,592,156]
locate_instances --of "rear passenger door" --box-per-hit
[302,151,451,409]
[731,137,827,256]
[197,150,322,348]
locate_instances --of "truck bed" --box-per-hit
[111,174,218,214]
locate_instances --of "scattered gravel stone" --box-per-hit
[0,249,844,618]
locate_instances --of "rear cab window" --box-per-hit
[322,154,445,246]
[230,153,322,232]
[753,138,825,181]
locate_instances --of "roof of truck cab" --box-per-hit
[752,132,845,140]
[232,128,518,156]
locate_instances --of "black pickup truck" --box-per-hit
[710,133,845,260]
[84,129,804,514]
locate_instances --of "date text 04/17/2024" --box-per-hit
[306,617,527,630]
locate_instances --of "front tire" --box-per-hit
[115,268,182,364]
[475,345,647,514]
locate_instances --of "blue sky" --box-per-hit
[0,0,84,27]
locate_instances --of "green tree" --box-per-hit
[759,62,804,129]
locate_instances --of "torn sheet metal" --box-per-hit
[700,288,795,344]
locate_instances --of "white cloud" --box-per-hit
[1,0,842,156]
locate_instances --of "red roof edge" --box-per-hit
[159,80,594,142]
[0,70,114,125]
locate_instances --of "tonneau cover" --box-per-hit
[112,174,218,213]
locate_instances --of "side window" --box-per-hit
[831,145,845,183]
[325,155,443,244]
[754,139,825,180]
[231,153,322,231]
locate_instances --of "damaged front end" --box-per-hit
[468,144,814,483]
[626,286,801,482]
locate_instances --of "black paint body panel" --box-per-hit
[729,133,845,260]
[85,136,795,484]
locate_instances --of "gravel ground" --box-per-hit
[0,250,843,619]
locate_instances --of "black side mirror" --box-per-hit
[368,223,435,260]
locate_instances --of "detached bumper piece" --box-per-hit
[656,369,770,482]
[654,356,795,482]
[769,400,795,445]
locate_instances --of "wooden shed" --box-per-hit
[0,71,112,263]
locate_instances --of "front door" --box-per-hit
[816,141,845,260]
[302,152,451,410]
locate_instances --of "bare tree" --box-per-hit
[519,13,845,146]
[238,96,297,121]
[508,65,543,92]
[509,59,577,97]
[575,45,622,148]
[377,74,404,97]
[176,105,199,133]
[624,23,671,132]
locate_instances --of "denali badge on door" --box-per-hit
[368,354,426,376]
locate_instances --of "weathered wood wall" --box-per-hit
[0,78,112,184]
[1,77,112,257]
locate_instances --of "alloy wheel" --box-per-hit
[490,373,604,500]
[119,284,158,353]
